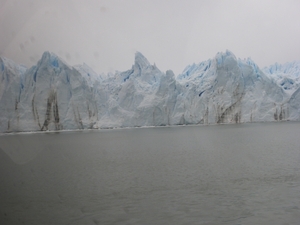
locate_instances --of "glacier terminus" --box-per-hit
[0,50,300,133]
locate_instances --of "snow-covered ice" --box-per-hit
[0,50,299,132]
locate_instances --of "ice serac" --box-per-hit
[263,61,300,95]
[0,52,98,132]
[288,87,300,120]
[0,50,300,133]
[74,63,103,87]
[0,57,26,132]
[96,52,178,128]
[172,50,288,125]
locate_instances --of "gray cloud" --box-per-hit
[0,0,300,75]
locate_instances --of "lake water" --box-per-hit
[0,122,300,225]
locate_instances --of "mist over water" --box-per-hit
[0,122,300,224]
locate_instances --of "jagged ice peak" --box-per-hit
[134,51,151,69]
[1,49,300,133]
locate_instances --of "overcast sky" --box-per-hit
[1,0,300,75]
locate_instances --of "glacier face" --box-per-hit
[263,61,300,95]
[0,50,299,133]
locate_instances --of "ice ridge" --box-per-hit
[0,50,300,132]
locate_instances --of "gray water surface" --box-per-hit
[0,122,300,224]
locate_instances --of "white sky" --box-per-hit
[1,0,300,75]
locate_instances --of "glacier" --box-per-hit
[0,50,300,133]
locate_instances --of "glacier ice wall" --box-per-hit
[0,50,299,132]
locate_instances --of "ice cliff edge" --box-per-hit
[0,51,299,132]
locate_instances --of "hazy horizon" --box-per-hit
[1,0,300,75]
